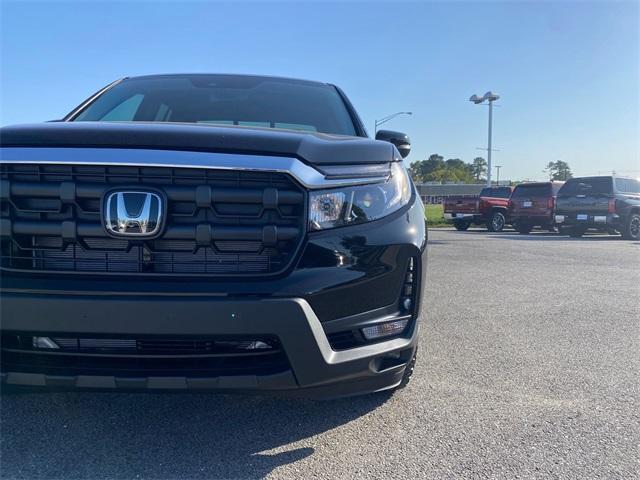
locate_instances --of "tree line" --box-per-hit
[408,155,573,183]
[408,155,488,183]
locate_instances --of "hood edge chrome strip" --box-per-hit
[0,147,389,189]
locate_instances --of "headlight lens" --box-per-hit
[309,162,412,230]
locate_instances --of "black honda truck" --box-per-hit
[0,74,427,398]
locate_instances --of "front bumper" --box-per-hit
[1,294,421,398]
[0,195,427,398]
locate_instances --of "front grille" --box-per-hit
[1,334,290,377]
[0,163,306,276]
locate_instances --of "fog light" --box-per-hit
[245,340,271,350]
[402,298,412,311]
[361,318,409,340]
[32,336,60,349]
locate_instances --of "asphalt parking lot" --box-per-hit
[1,228,638,479]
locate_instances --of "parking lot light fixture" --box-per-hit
[374,111,412,134]
[469,92,500,187]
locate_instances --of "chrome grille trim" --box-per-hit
[0,147,390,189]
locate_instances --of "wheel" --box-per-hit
[487,211,506,232]
[622,212,640,240]
[515,224,532,234]
[393,349,417,391]
[453,219,470,231]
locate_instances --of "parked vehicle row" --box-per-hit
[443,175,640,239]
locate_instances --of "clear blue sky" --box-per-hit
[1,0,638,180]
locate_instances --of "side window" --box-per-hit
[616,178,640,193]
[100,94,144,121]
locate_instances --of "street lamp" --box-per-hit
[374,111,412,135]
[469,91,500,187]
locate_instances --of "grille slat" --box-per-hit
[7,181,304,204]
[1,335,289,377]
[0,163,306,276]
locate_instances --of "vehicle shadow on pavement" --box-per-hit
[490,233,624,241]
[436,229,638,244]
[443,229,625,241]
[0,390,388,479]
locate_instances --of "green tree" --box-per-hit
[409,154,445,182]
[444,158,466,170]
[470,157,487,182]
[409,154,476,183]
[424,162,473,183]
[545,160,573,181]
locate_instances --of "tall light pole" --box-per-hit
[469,92,500,187]
[374,111,412,135]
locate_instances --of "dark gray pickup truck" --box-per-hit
[555,176,640,239]
[0,74,427,398]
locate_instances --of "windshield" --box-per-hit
[558,177,613,197]
[71,75,358,136]
[511,184,551,198]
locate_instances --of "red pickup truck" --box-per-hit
[443,186,514,231]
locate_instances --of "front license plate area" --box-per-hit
[577,214,588,221]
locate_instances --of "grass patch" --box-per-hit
[424,203,450,228]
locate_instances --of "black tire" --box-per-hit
[622,212,640,240]
[394,350,417,391]
[487,211,506,232]
[453,219,470,231]
[515,224,532,234]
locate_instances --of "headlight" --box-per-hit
[309,162,412,230]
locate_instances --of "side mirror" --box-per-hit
[375,130,411,158]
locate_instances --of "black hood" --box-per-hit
[0,122,396,165]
